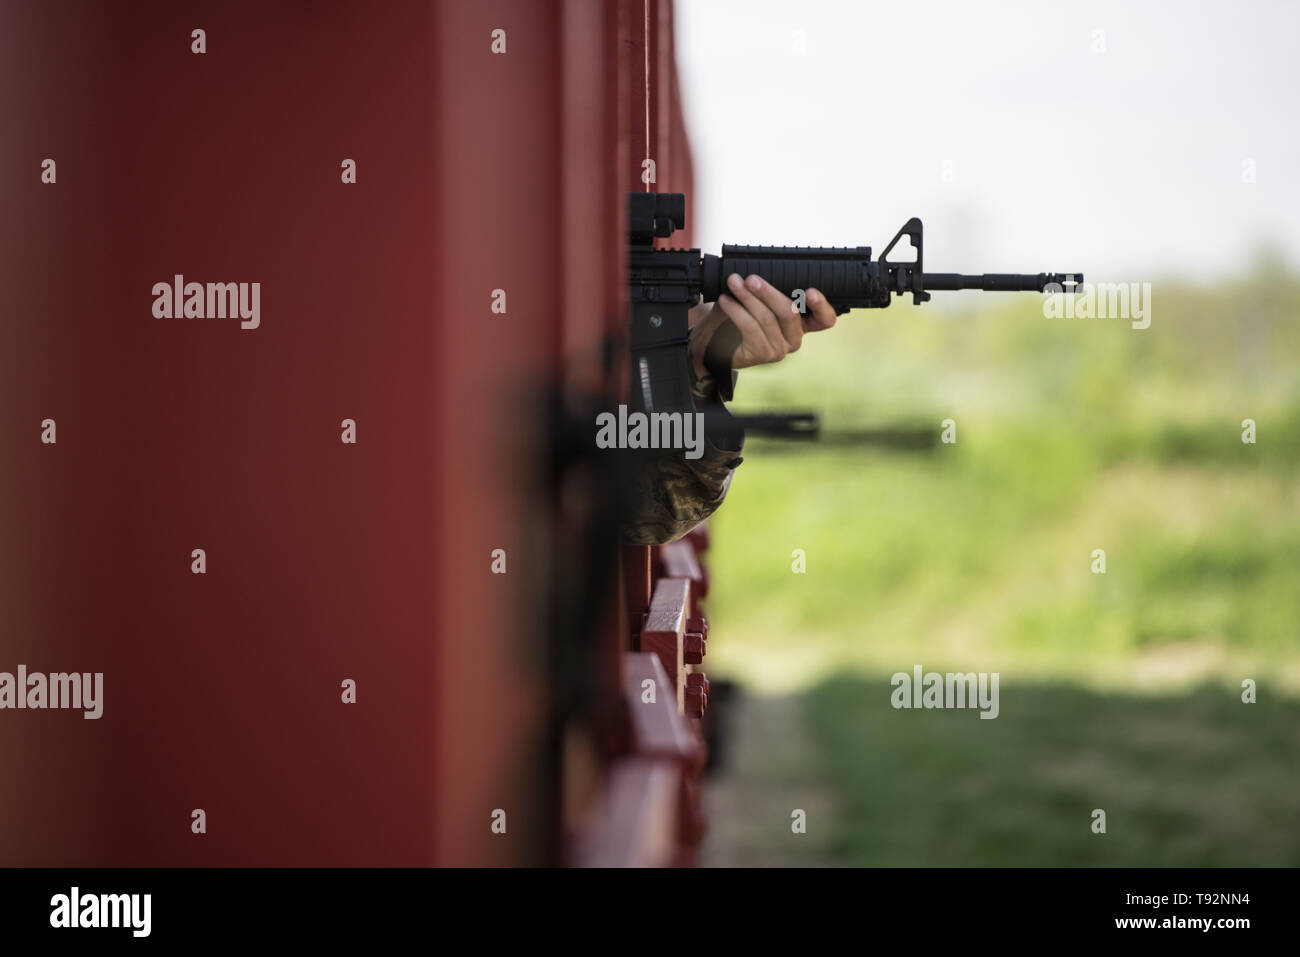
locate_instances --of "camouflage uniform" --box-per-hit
[619,365,744,545]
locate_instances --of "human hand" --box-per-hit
[688,273,839,379]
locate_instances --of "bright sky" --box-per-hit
[675,0,1300,285]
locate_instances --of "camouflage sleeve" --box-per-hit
[618,434,744,545]
[619,368,744,546]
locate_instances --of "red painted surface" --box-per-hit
[639,576,691,711]
[1,0,441,865]
[2,0,705,867]
[567,0,716,865]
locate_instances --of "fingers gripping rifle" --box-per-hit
[626,192,1083,420]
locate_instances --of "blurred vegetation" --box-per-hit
[804,677,1300,866]
[705,260,1300,865]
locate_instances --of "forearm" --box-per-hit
[619,335,744,545]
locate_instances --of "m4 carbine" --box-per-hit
[627,192,1082,418]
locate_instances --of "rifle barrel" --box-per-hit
[924,272,1083,292]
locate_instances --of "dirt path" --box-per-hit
[700,691,841,867]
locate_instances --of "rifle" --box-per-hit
[627,192,1082,420]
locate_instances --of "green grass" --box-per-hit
[803,676,1300,866]
[703,260,1300,864]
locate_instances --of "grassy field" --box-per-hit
[704,260,1300,865]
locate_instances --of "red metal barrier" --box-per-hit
[2,0,702,868]
[569,0,716,867]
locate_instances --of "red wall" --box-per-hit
[0,0,694,866]
[2,0,443,865]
